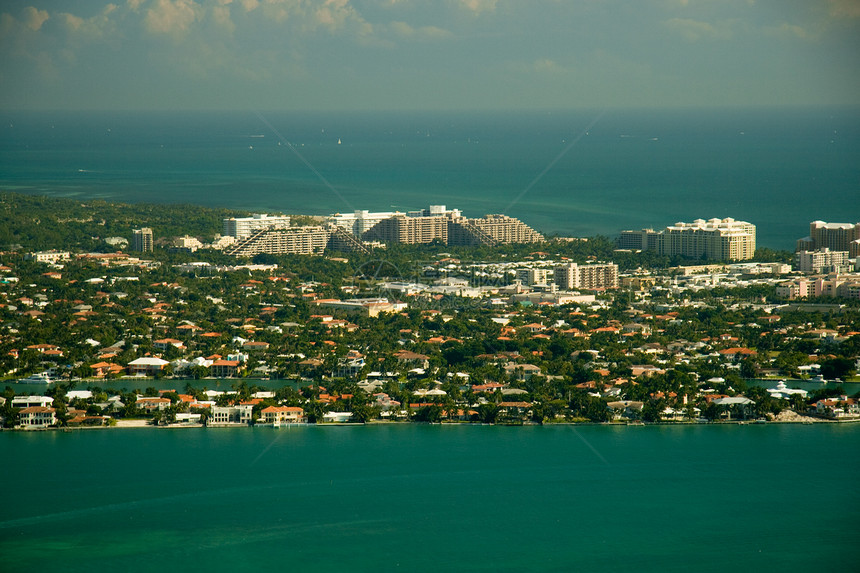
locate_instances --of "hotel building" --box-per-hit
[554,262,619,290]
[796,221,860,257]
[223,214,291,239]
[619,218,756,261]
[795,248,851,274]
[224,226,330,256]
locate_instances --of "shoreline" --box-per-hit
[8,417,858,432]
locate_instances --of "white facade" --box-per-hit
[223,214,292,239]
[25,250,71,263]
[327,206,462,237]
[620,218,756,261]
[209,404,254,425]
[517,268,551,286]
[795,249,850,274]
[554,263,619,290]
[327,210,400,236]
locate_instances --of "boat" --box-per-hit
[18,372,56,384]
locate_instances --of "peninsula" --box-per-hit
[1,193,858,429]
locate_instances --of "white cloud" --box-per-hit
[827,0,860,18]
[24,6,50,31]
[458,0,498,15]
[144,0,201,35]
[390,20,451,39]
[764,21,813,40]
[664,17,735,41]
[211,5,235,33]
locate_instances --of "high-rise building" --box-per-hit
[454,214,544,245]
[517,268,551,286]
[554,263,619,290]
[795,248,851,274]
[224,227,329,256]
[132,228,154,252]
[223,214,291,239]
[363,215,449,244]
[797,221,860,256]
[618,218,756,261]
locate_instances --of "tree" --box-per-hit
[476,403,500,424]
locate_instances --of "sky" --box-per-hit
[1,0,859,111]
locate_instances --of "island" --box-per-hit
[1,193,858,430]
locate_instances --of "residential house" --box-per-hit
[209,404,254,425]
[127,357,170,376]
[504,363,542,381]
[18,406,57,428]
[210,359,242,378]
[136,397,171,413]
[393,350,430,370]
[12,396,54,409]
[153,338,186,352]
[260,406,305,425]
[90,361,124,378]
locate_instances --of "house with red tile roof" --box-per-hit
[261,406,305,425]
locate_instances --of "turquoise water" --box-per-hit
[2,108,858,249]
[1,424,857,571]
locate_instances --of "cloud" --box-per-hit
[827,0,860,18]
[211,5,235,33]
[764,21,813,40]
[458,0,498,15]
[664,17,735,41]
[390,20,451,39]
[24,6,50,31]
[144,0,201,35]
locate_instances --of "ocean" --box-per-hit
[1,424,858,572]
[1,107,858,249]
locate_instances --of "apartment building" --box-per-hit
[618,218,756,261]
[554,262,619,289]
[223,214,291,239]
[132,228,154,252]
[796,221,860,257]
[795,248,851,274]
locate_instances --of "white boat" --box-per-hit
[18,372,56,384]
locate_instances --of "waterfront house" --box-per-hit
[210,359,242,378]
[12,396,55,409]
[18,406,56,428]
[322,411,353,423]
[209,404,254,426]
[814,397,859,419]
[260,406,305,425]
[126,356,170,376]
[90,361,124,378]
[606,400,644,421]
[136,397,171,413]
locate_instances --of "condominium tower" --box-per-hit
[618,218,756,261]
[132,228,154,252]
[223,214,292,239]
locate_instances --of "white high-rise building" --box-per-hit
[795,249,850,274]
[619,218,756,261]
[223,214,291,239]
[327,210,401,237]
[554,263,619,290]
[517,268,551,286]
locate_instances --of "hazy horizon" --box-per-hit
[1,1,858,112]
